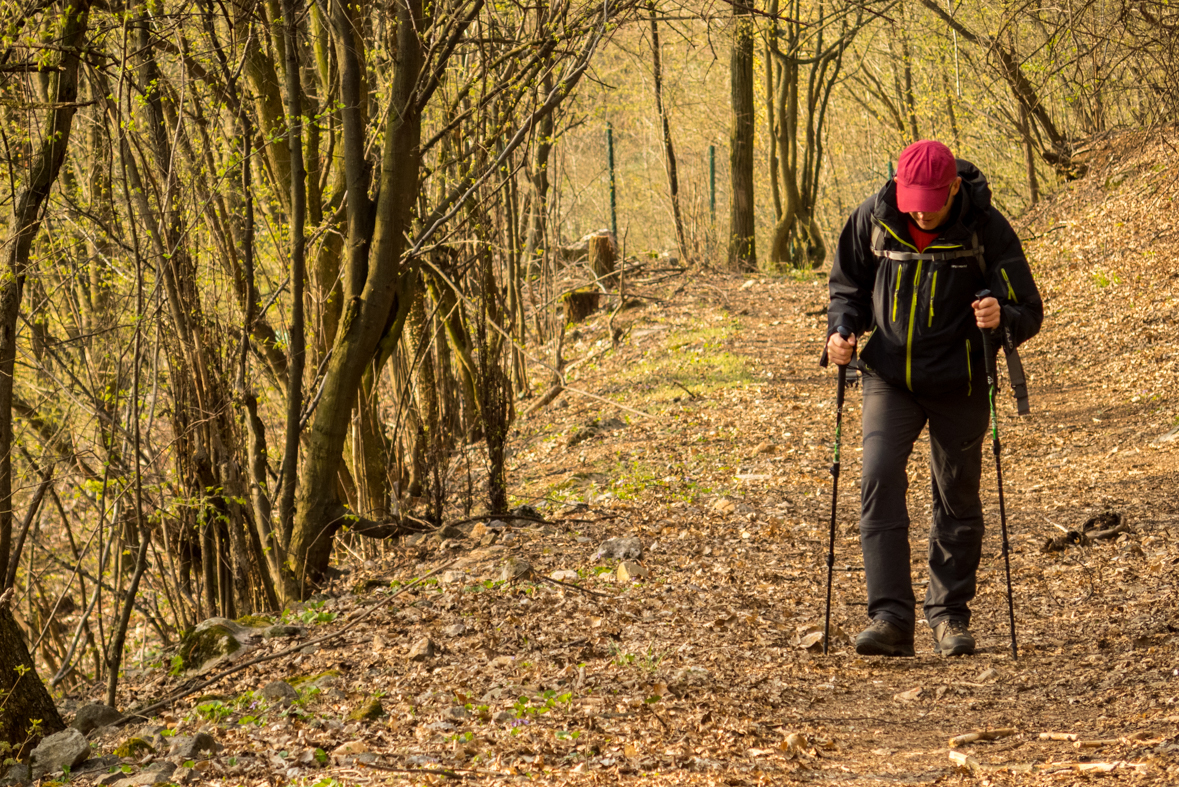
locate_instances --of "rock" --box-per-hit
[616,561,649,582]
[263,625,302,639]
[72,755,119,776]
[177,618,251,672]
[347,699,385,721]
[114,736,156,759]
[443,622,467,638]
[492,710,515,724]
[437,523,465,540]
[511,505,542,522]
[71,703,123,734]
[500,557,532,581]
[408,637,436,661]
[260,680,299,706]
[596,537,643,561]
[440,570,469,585]
[3,763,30,785]
[976,668,1000,682]
[550,569,579,582]
[167,732,220,759]
[112,762,176,787]
[30,728,90,779]
[445,706,470,720]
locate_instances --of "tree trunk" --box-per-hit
[0,601,65,754]
[728,3,756,270]
[649,1,687,262]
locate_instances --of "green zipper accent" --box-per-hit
[904,260,924,391]
[880,222,918,251]
[891,269,901,322]
[966,339,972,396]
[928,271,938,327]
[1001,268,1017,302]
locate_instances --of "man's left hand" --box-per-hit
[971,296,1000,330]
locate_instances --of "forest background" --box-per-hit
[0,0,1176,754]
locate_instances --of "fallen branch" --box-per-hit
[1039,732,1078,742]
[123,561,455,721]
[949,728,1016,746]
[1041,511,1130,552]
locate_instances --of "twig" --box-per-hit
[536,573,609,598]
[670,379,699,399]
[123,561,455,720]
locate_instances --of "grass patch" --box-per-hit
[615,317,754,405]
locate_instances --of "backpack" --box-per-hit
[869,224,1031,415]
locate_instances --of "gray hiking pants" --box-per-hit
[859,372,989,633]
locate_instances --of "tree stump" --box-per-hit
[563,288,600,323]
[588,232,617,286]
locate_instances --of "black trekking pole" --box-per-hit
[823,326,852,656]
[975,290,1018,660]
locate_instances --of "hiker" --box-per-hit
[823,139,1043,657]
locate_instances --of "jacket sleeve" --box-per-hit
[983,211,1043,352]
[827,197,878,341]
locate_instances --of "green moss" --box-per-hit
[347,699,385,721]
[113,737,155,758]
[288,669,340,688]
[351,579,385,594]
[178,624,241,670]
[235,614,272,627]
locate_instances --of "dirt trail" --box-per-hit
[87,134,1179,786]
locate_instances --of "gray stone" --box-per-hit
[73,755,120,775]
[30,728,90,779]
[595,536,643,561]
[510,505,542,522]
[500,557,532,581]
[437,524,465,540]
[263,625,302,639]
[111,762,176,787]
[2,762,30,785]
[177,618,252,672]
[260,680,298,706]
[445,706,470,720]
[443,622,467,638]
[407,637,436,662]
[492,710,515,724]
[167,732,220,759]
[72,703,124,734]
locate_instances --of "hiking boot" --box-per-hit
[854,619,915,657]
[932,619,976,656]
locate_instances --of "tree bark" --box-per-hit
[728,3,756,270]
[649,0,687,262]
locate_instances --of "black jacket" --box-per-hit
[827,159,1043,395]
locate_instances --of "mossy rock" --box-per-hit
[177,618,245,671]
[347,699,385,721]
[288,670,340,689]
[351,579,386,595]
[235,614,272,627]
[113,737,155,759]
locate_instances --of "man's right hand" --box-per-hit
[827,331,856,367]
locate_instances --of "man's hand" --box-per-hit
[826,331,856,367]
[972,296,1000,330]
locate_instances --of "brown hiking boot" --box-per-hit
[932,619,976,656]
[854,619,915,657]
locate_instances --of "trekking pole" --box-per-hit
[823,326,852,656]
[975,290,1018,660]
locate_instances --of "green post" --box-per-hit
[607,123,618,238]
[708,144,716,222]
[887,160,895,180]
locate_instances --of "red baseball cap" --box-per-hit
[895,140,958,213]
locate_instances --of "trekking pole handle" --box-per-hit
[974,289,998,387]
[835,326,855,365]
